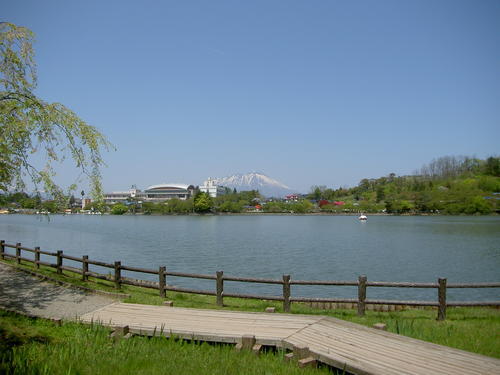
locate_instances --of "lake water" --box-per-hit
[0,214,499,302]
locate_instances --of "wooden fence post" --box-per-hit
[34,247,40,269]
[216,270,224,307]
[0,240,5,260]
[16,243,21,264]
[437,277,447,321]
[358,275,367,316]
[56,250,63,274]
[114,261,121,289]
[283,274,291,312]
[82,255,89,281]
[159,266,166,298]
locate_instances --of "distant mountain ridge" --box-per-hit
[211,172,295,197]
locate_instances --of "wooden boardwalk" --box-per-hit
[80,302,500,375]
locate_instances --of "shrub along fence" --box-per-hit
[1,240,499,321]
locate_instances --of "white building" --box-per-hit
[104,188,144,204]
[81,198,92,209]
[199,178,226,198]
[144,184,195,201]
[104,184,195,203]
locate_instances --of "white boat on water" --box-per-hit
[359,214,367,221]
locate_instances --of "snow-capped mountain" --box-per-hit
[211,172,295,197]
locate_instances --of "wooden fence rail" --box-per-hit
[1,240,499,320]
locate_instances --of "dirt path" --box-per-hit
[0,262,114,319]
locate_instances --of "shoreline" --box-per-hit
[1,211,498,217]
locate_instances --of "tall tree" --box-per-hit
[0,22,111,203]
[194,192,213,213]
[484,156,500,177]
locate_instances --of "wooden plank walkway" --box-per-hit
[79,302,500,375]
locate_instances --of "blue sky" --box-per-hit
[3,1,499,193]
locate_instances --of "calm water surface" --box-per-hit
[1,214,499,301]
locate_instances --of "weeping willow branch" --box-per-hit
[0,22,113,204]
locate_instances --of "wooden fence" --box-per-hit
[1,240,499,320]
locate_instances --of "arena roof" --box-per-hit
[145,184,191,191]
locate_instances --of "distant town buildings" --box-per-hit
[143,184,195,201]
[103,179,225,203]
[104,184,195,204]
[199,178,226,198]
[81,198,92,209]
[104,187,143,204]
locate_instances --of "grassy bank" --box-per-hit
[0,310,333,375]
[2,259,500,358]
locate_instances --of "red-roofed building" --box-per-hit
[318,200,330,207]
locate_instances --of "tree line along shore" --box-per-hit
[1,156,499,216]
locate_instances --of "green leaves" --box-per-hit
[111,203,128,215]
[194,192,213,213]
[0,22,112,205]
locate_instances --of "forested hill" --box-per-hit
[2,156,498,216]
[308,156,500,215]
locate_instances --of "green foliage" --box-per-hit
[262,201,287,213]
[20,197,39,209]
[110,203,128,215]
[376,186,385,202]
[164,198,194,213]
[307,185,349,201]
[484,156,500,177]
[2,154,498,215]
[194,192,213,213]
[0,311,54,369]
[262,199,314,213]
[217,200,244,213]
[385,199,414,214]
[141,201,160,215]
[464,196,493,215]
[4,191,29,202]
[314,155,500,215]
[309,185,327,200]
[478,176,500,192]
[0,22,112,204]
[139,199,195,214]
[214,190,261,212]
[41,200,58,213]
[83,201,105,213]
[288,199,314,213]
[319,203,344,213]
[0,192,42,209]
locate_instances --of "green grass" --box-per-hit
[0,310,333,375]
[2,259,500,358]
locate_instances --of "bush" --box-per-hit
[477,176,500,192]
[263,202,287,213]
[194,192,213,213]
[443,203,465,215]
[111,203,128,215]
[217,201,243,213]
[464,196,493,215]
[165,198,194,213]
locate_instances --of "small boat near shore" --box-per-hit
[359,214,367,221]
